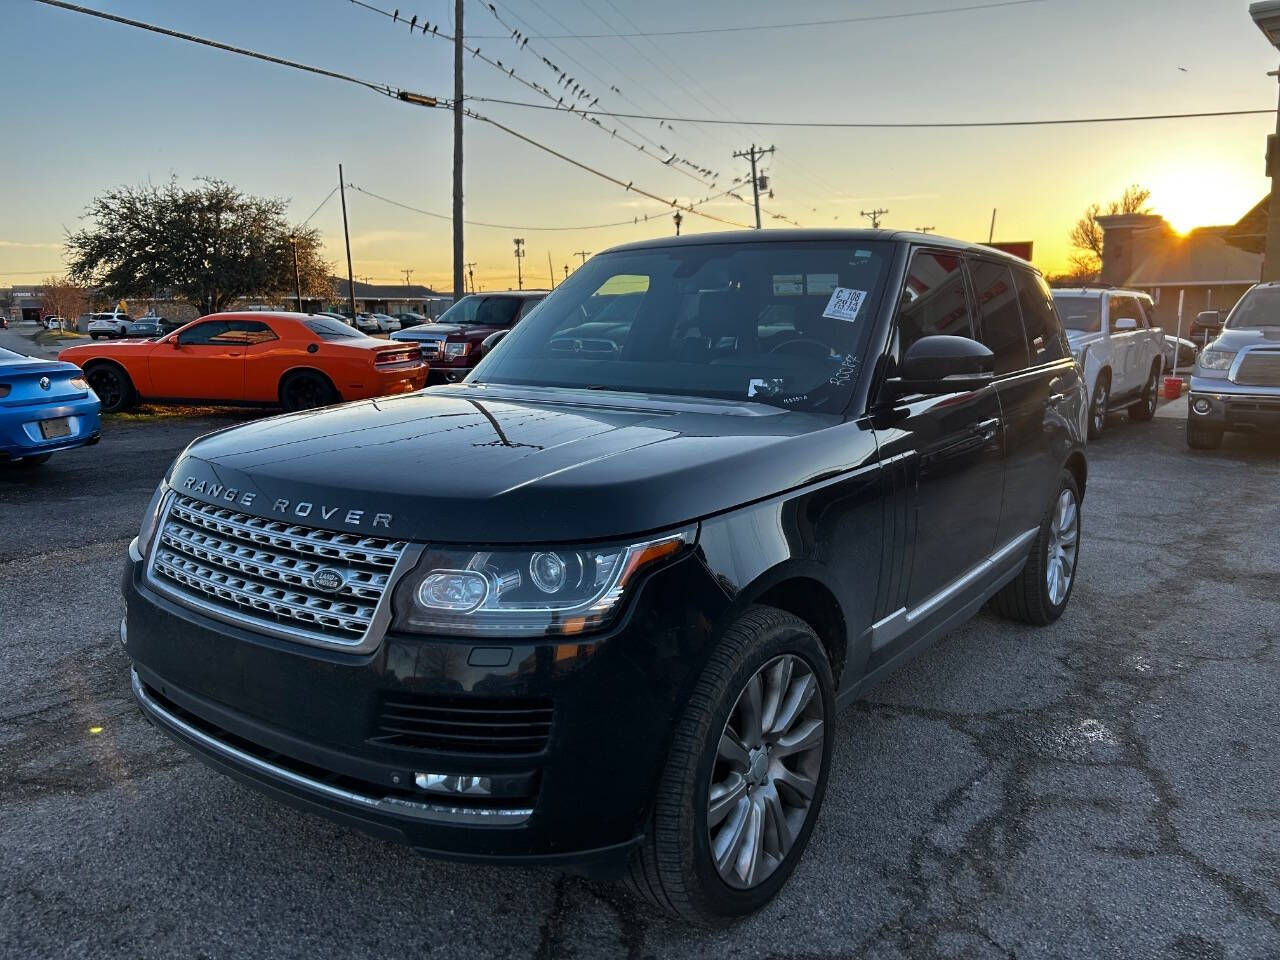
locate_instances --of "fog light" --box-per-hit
[414,772,492,796]
[1192,397,1212,415]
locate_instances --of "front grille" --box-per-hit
[1233,351,1280,387]
[417,338,445,361]
[148,494,408,645]
[372,693,554,755]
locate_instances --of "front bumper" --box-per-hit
[122,542,728,874]
[1188,377,1280,433]
[0,395,102,460]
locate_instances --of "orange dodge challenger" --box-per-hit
[59,312,427,413]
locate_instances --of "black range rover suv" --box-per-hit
[122,230,1087,924]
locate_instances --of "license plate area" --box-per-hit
[40,417,71,439]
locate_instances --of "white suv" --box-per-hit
[86,310,133,340]
[1051,288,1165,439]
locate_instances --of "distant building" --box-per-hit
[1097,206,1264,334]
[324,278,449,317]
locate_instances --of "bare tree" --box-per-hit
[1067,184,1152,279]
[40,275,88,328]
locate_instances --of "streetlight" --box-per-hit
[672,210,683,236]
[513,237,526,290]
[1250,1,1280,280]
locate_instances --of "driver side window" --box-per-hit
[177,320,232,345]
[894,251,975,361]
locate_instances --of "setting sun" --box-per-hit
[1146,156,1263,234]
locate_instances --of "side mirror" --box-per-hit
[1193,310,1221,331]
[1112,317,1139,332]
[885,335,995,396]
[480,329,509,356]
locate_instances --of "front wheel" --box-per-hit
[84,363,136,413]
[1128,364,1160,422]
[625,606,834,926]
[991,470,1081,625]
[1087,375,1109,440]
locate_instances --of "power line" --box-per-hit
[465,97,1278,129]
[299,186,338,226]
[31,0,408,101]
[468,0,1047,38]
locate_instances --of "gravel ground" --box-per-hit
[2,405,1279,960]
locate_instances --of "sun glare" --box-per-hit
[1146,163,1263,235]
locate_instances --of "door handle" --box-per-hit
[972,417,1001,439]
[1045,392,1068,405]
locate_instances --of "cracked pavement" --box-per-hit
[2,411,1279,960]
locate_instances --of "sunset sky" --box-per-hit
[3,0,1277,292]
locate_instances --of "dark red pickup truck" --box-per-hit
[390,291,547,384]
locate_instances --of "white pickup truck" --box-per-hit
[1050,287,1165,440]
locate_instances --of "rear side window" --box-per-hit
[895,250,974,359]
[305,317,361,339]
[969,259,1029,375]
[210,320,278,345]
[1016,272,1069,364]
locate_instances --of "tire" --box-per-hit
[279,370,338,412]
[84,362,136,413]
[90,333,101,341]
[1187,422,1223,450]
[625,605,835,926]
[1087,373,1110,440]
[1128,363,1160,422]
[991,470,1081,626]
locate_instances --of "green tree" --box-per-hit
[1067,184,1152,280]
[66,177,331,316]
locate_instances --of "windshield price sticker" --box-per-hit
[823,287,867,323]
[772,274,805,296]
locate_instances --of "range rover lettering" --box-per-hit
[122,230,1087,924]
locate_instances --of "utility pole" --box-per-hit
[513,237,525,290]
[573,250,591,266]
[290,235,303,312]
[452,0,464,301]
[861,209,889,229]
[732,144,775,229]
[401,268,413,289]
[338,163,357,319]
[988,208,998,244]
[464,262,477,294]
[548,251,555,289]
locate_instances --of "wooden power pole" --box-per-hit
[732,144,775,229]
[452,0,464,301]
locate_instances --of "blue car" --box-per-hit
[0,346,102,466]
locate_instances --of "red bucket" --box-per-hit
[1162,376,1184,401]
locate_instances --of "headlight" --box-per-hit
[391,527,696,637]
[444,341,470,358]
[1198,349,1235,371]
[137,480,171,558]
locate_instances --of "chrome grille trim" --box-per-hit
[145,494,421,652]
[1231,349,1280,388]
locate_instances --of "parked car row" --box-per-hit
[391,290,547,384]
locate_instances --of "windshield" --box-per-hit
[469,240,892,413]
[436,295,522,326]
[1226,287,1280,328]
[1052,295,1102,332]
[304,317,364,339]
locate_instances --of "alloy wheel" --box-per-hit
[707,654,825,890]
[87,368,123,410]
[1092,383,1108,435]
[1145,371,1158,415]
[1046,488,1079,606]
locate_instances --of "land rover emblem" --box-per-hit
[311,567,347,593]
[39,377,50,391]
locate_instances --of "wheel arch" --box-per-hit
[730,569,849,687]
[1064,450,1087,502]
[277,365,340,401]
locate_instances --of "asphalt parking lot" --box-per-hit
[3,407,1280,960]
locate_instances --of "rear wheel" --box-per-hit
[625,606,834,926]
[84,363,136,413]
[1187,421,1223,450]
[991,470,1081,625]
[280,371,338,412]
[1087,373,1110,440]
[1128,363,1160,422]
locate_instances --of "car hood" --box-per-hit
[1065,329,1101,346]
[173,384,864,543]
[1207,328,1280,351]
[392,323,499,340]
